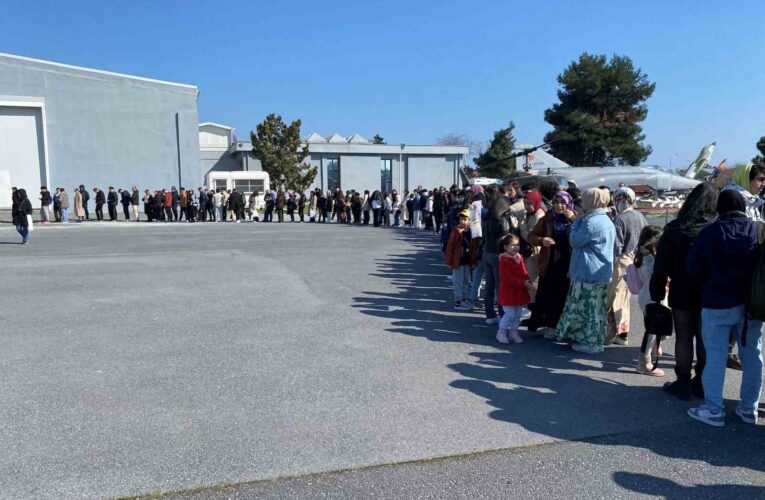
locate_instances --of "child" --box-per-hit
[445,210,472,310]
[633,225,666,375]
[497,233,531,344]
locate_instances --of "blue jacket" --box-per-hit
[567,209,616,284]
[686,214,759,309]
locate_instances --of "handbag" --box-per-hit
[27,214,34,231]
[645,302,673,337]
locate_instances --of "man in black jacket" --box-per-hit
[94,187,106,221]
[131,186,140,222]
[119,189,131,221]
[107,187,118,221]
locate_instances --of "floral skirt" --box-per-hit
[556,281,608,347]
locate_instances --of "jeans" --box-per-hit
[217,206,224,221]
[40,205,51,222]
[412,210,420,229]
[469,258,484,302]
[452,265,470,303]
[394,211,400,226]
[701,305,763,413]
[61,207,68,223]
[483,252,503,319]
[499,305,524,331]
[16,224,29,242]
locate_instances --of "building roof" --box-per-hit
[346,134,369,144]
[199,122,234,130]
[304,133,327,143]
[0,51,198,90]
[326,133,347,144]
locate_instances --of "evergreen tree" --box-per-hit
[372,134,386,144]
[473,122,516,178]
[753,135,765,164]
[250,114,317,192]
[544,53,655,166]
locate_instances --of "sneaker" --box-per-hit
[508,330,524,344]
[495,330,509,344]
[571,343,604,354]
[613,335,629,346]
[456,302,472,311]
[520,307,532,320]
[688,405,725,427]
[735,406,758,425]
[453,302,463,310]
[542,327,558,339]
[727,353,743,371]
[485,317,500,325]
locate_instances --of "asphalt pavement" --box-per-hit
[0,220,762,499]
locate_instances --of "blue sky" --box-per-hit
[2,0,764,167]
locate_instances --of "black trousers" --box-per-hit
[95,204,104,221]
[373,208,381,227]
[299,210,305,222]
[288,209,295,222]
[180,206,187,221]
[108,204,117,221]
[121,202,130,220]
[164,206,173,221]
[673,309,705,384]
[277,208,284,222]
[264,208,272,222]
[434,212,443,231]
[172,204,178,221]
[83,203,89,220]
[353,208,361,223]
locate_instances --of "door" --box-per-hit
[0,106,46,208]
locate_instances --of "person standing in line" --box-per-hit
[12,188,33,245]
[107,187,118,221]
[324,191,333,223]
[94,187,105,221]
[163,189,173,222]
[130,186,140,222]
[276,190,286,223]
[382,192,392,227]
[496,233,531,344]
[371,189,383,227]
[237,189,246,221]
[228,188,239,223]
[298,192,306,223]
[79,185,90,221]
[686,189,762,427]
[221,189,230,222]
[58,187,70,223]
[186,189,197,222]
[555,188,616,355]
[392,191,402,227]
[119,188,131,221]
[351,190,361,224]
[154,190,164,221]
[433,187,445,233]
[418,189,428,229]
[482,187,512,323]
[171,186,180,221]
[39,186,52,224]
[198,188,208,222]
[412,190,421,229]
[179,188,188,221]
[143,189,154,222]
[361,190,371,225]
[263,189,274,222]
[633,225,666,376]
[74,186,85,222]
[445,210,473,310]
[206,189,215,222]
[53,187,61,222]
[286,193,296,222]
[605,187,647,346]
[212,189,223,222]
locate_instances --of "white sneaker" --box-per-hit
[495,330,509,344]
[688,405,725,427]
[735,406,758,425]
[520,307,532,320]
[485,317,500,325]
[456,302,472,311]
[508,330,524,344]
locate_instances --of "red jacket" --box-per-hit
[498,253,530,306]
[163,192,173,207]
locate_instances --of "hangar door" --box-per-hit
[0,106,47,208]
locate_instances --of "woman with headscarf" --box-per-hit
[12,188,33,245]
[686,189,761,427]
[527,191,576,336]
[521,190,546,303]
[74,187,85,222]
[723,163,765,221]
[650,183,718,400]
[555,188,616,354]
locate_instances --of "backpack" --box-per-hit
[747,222,765,321]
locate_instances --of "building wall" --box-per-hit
[407,155,458,190]
[200,150,240,178]
[0,54,199,207]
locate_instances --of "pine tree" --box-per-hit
[372,134,386,144]
[250,114,317,192]
[752,135,765,164]
[544,53,655,166]
[473,122,517,178]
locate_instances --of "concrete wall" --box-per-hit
[200,150,240,178]
[0,54,199,206]
[407,155,458,190]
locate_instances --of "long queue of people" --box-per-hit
[443,164,765,428]
[9,184,465,243]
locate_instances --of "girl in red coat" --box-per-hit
[497,233,531,344]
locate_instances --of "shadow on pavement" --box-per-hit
[354,228,765,492]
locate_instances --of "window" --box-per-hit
[214,179,228,191]
[234,179,265,193]
[327,158,340,191]
[381,159,392,192]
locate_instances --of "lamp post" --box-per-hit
[399,143,405,191]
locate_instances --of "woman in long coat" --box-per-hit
[527,191,576,337]
[74,187,85,222]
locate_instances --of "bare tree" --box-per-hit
[435,133,484,166]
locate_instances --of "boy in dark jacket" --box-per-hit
[686,189,762,427]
